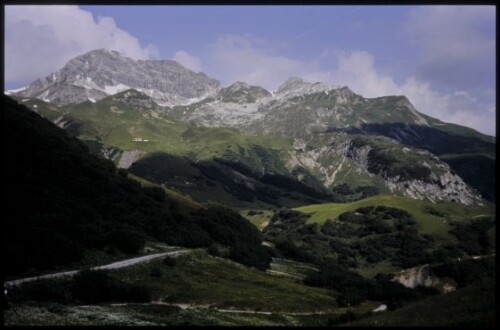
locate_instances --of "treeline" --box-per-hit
[4,96,269,276]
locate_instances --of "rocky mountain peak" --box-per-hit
[276,77,341,98]
[13,48,220,106]
[227,81,251,92]
[217,81,271,103]
[276,77,308,94]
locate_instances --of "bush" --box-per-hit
[195,205,262,246]
[431,258,495,288]
[355,185,379,198]
[368,276,418,303]
[450,219,494,255]
[229,243,272,271]
[143,186,166,202]
[150,267,163,277]
[106,228,145,254]
[207,244,230,258]
[275,240,317,263]
[117,168,128,177]
[304,264,373,300]
[337,289,367,307]
[8,278,73,303]
[72,269,151,304]
[163,256,177,267]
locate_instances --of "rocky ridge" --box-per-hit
[13,49,220,106]
[8,49,493,206]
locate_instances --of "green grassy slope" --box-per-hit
[127,173,202,212]
[24,92,332,208]
[112,250,340,312]
[295,195,494,239]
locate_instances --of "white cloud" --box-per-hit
[330,51,495,136]
[206,34,494,135]
[5,5,159,86]
[207,34,330,90]
[405,6,495,94]
[172,50,202,72]
[333,50,400,97]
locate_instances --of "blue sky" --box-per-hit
[4,5,496,135]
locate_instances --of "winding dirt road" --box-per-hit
[4,249,192,288]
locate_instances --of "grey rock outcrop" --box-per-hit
[216,81,271,103]
[14,49,220,106]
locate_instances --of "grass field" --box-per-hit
[127,173,203,211]
[267,258,319,280]
[241,210,274,231]
[294,195,495,242]
[112,250,343,312]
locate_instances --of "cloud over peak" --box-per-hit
[5,5,159,86]
[173,50,203,72]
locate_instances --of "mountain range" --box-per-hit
[9,49,494,206]
[4,48,496,326]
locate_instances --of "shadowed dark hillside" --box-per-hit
[128,152,330,208]
[4,96,270,276]
[444,155,495,202]
[327,122,494,156]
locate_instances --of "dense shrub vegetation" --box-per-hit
[449,218,494,256]
[263,204,493,310]
[263,205,435,269]
[431,257,495,288]
[303,265,429,308]
[193,205,273,269]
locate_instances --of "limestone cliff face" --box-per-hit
[384,171,483,205]
[392,265,456,294]
[344,139,483,205]
[284,135,484,206]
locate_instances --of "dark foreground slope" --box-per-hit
[4,95,269,277]
[347,277,495,327]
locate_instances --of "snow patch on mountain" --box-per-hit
[103,83,131,95]
[5,86,27,95]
